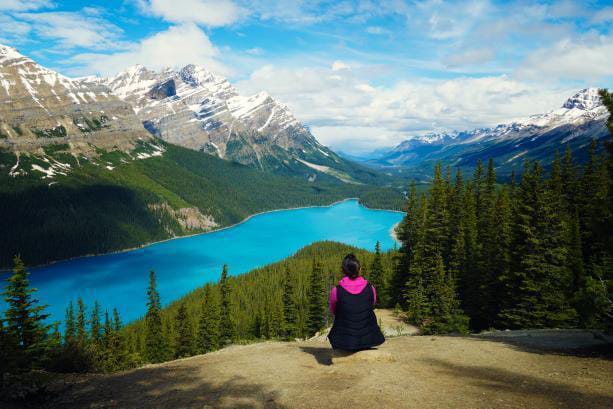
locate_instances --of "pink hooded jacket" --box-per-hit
[329,276,377,314]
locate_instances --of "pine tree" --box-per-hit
[497,161,576,328]
[561,145,577,212]
[473,159,485,222]
[2,256,50,368]
[404,252,427,324]
[500,161,544,327]
[102,310,112,350]
[460,181,478,305]
[162,314,175,357]
[428,163,450,251]
[49,321,62,350]
[76,297,87,346]
[174,302,192,358]
[144,270,166,363]
[253,313,263,339]
[219,265,236,344]
[64,300,76,345]
[198,285,221,352]
[369,241,385,306]
[111,308,125,360]
[447,168,466,280]
[542,152,577,326]
[90,301,102,346]
[579,139,602,261]
[404,164,467,334]
[491,187,512,327]
[281,265,298,340]
[469,158,499,330]
[0,318,20,379]
[269,304,282,338]
[305,260,326,337]
[390,181,418,307]
[425,254,468,334]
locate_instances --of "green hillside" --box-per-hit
[0,142,404,268]
[122,241,391,351]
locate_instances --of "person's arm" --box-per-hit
[329,286,338,315]
[372,285,377,306]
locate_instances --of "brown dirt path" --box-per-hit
[47,311,613,409]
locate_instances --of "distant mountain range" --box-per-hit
[0,44,386,185]
[365,88,609,179]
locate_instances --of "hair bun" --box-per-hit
[342,253,361,280]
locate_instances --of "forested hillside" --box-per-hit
[0,142,403,268]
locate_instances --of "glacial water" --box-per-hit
[2,199,404,325]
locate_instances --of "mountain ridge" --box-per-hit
[0,44,151,156]
[369,88,609,178]
[100,62,365,182]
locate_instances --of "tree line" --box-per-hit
[390,89,613,333]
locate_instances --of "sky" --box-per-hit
[1,0,612,154]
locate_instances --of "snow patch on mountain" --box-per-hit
[99,62,341,176]
[396,89,606,148]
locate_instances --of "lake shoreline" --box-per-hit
[390,222,401,243]
[13,197,404,272]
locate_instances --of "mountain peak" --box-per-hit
[0,44,29,63]
[179,64,217,86]
[562,88,602,111]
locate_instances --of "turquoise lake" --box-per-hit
[2,199,404,326]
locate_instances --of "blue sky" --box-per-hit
[1,0,612,152]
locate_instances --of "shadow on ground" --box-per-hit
[46,364,286,409]
[423,357,613,408]
[468,330,613,360]
[299,346,332,366]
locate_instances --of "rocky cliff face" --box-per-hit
[103,64,344,172]
[0,44,151,156]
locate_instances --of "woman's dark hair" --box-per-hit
[342,254,361,280]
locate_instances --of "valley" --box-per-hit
[2,200,403,327]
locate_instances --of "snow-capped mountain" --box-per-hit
[0,46,376,185]
[374,88,610,178]
[0,44,151,155]
[102,64,347,175]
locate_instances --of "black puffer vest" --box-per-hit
[328,282,385,351]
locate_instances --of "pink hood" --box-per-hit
[338,276,369,294]
[328,276,377,314]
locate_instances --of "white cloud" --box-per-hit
[236,63,574,153]
[0,14,31,42]
[136,0,244,27]
[68,24,225,77]
[312,125,402,153]
[0,0,52,11]
[16,10,127,50]
[518,37,613,81]
[332,60,349,71]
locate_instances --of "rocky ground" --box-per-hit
[35,310,613,408]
